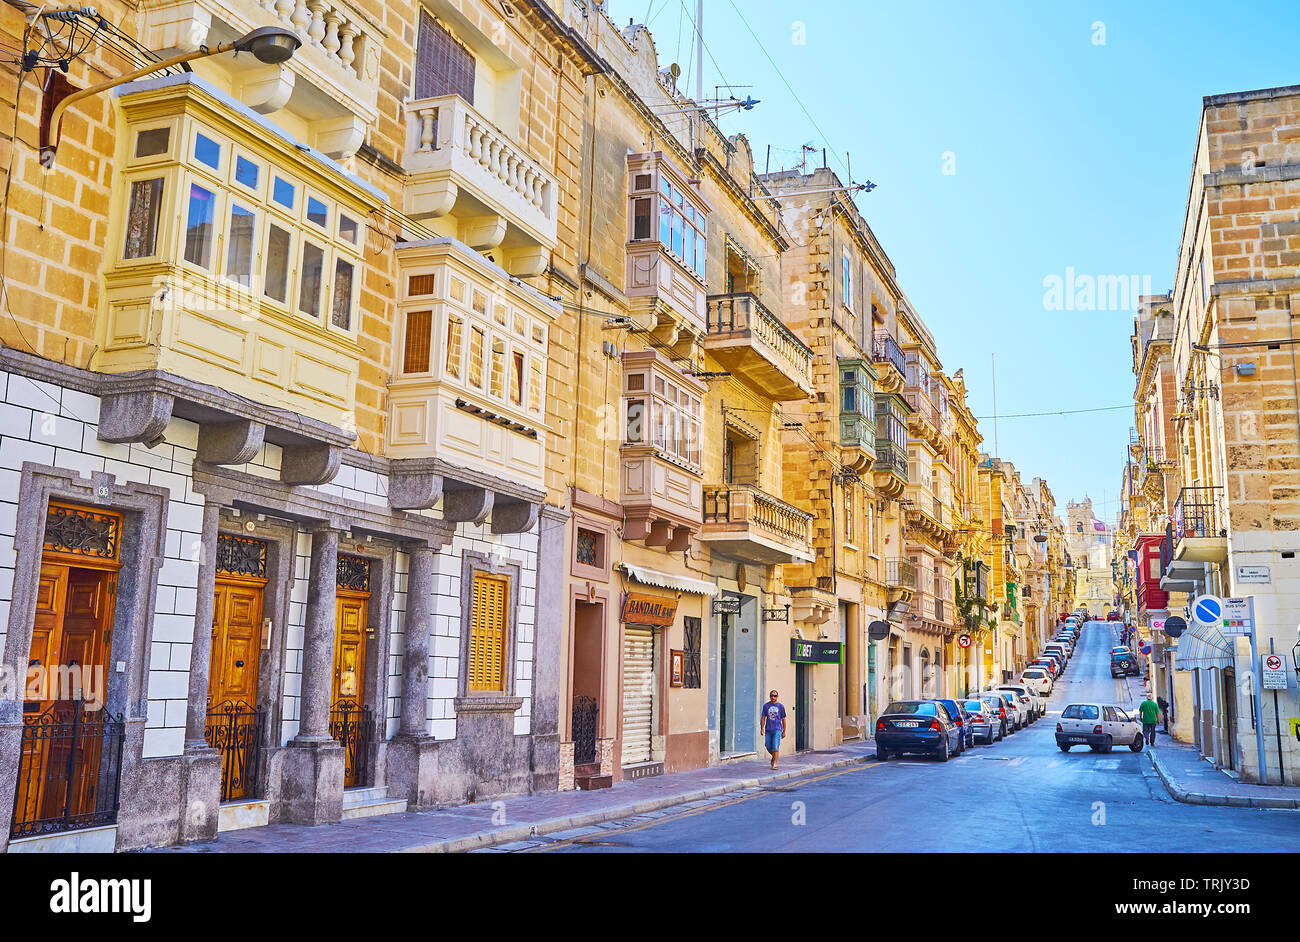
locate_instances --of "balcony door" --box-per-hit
[331,554,373,789]
[416,9,475,103]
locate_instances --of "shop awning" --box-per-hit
[1173,619,1235,671]
[615,562,718,597]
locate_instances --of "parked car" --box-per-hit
[932,698,974,752]
[962,698,1002,744]
[1056,703,1146,752]
[1019,668,1052,698]
[1107,610,1123,621]
[1110,651,1139,677]
[1038,650,1065,673]
[876,700,963,762]
[1027,657,1059,680]
[986,688,1027,731]
[1112,646,1131,656]
[1044,642,1070,664]
[975,694,1011,740]
[995,683,1042,721]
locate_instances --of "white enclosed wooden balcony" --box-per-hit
[143,0,383,158]
[402,95,558,275]
[386,239,556,495]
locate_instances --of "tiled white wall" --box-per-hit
[279,530,312,746]
[2,369,544,766]
[0,370,204,759]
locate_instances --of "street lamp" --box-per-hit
[43,26,301,163]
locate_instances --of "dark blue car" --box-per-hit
[933,698,974,751]
[875,700,962,762]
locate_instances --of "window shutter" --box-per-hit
[416,10,475,104]
[469,572,508,691]
[403,310,432,373]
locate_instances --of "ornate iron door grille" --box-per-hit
[329,700,374,788]
[204,700,266,803]
[11,706,125,839]
[571,696,598,766]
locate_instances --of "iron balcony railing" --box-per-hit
[702,483,814,549]
[885,557,918,589]
[329,700,374,789]
[1172,485,1225,540]
[205,699,266,803]
[873,440,908,479]
[871,329,906,376]
[11,706,125,839]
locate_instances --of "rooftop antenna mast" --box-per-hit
[695,0,704,105]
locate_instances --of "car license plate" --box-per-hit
[895,721,920,728]
[1067,736,1086,743]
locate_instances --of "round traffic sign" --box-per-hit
[1163,615,1186,638]
[1140,643,1151,655]
[1266,655,1283,671]
[958,633,972,648]
[868,620,891,641]
[1193,594,1223,626]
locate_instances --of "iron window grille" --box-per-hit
[42,504,119,560]
[337,554,371,592]
[215,533,267,579]
[683,617,702,688]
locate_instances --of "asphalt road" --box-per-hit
[518,622,1300,852]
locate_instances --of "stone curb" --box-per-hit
[1146,748,1300,810]
[398,751,877,853]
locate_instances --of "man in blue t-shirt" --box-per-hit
[760,690,787,768]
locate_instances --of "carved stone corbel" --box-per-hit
[197,420,266,466]
[97,390,174,445]
[280,443,342,486]
[490,496,541,535]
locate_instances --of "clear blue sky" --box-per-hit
[604,0,1300,522]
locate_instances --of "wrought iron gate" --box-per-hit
[329,699,374,788]
[571,696,598,766]
[11,706,125,839]
[205,700,265,802]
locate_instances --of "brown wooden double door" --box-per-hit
[206,576,266,801]
[15,560,117,829]
[331,590,371,788]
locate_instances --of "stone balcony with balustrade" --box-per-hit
[700,484,814,565]
[704,294,813,401]
[144,0,383,158]
[403,95,558,276]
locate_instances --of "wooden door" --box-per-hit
[332,592,370,788]
[16,563,115,827]
[331,594,369,705]
[208,580,264,710]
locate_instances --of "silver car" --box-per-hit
[962,697,1003,744]
[986,688,1028,731]
[1056,703,1146,752]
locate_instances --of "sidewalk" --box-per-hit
[151,739,878,853]
[1146,736,1300,810]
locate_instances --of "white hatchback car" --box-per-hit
[1019,668,1052,698]
[1055,703,1145,753]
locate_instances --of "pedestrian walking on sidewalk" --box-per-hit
[1157,696,1170,733]
[760,690,787,769]
[1139,695,1160,746]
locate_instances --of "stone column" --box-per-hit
[400,543,435,736]
[184,502,222,747]
[178,500,223,843]
[386,541,438,809]
[529,504,570,792]
[297,526,340,740]
[281,526,345,825]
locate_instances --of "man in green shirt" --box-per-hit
[1138,696,1160,746]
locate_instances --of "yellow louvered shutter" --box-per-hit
[469,572,508,691]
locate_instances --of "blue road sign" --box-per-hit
[1193,595,1223,626]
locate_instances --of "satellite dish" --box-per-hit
[669,62,681,81]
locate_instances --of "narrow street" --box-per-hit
[515,623,1300,852]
